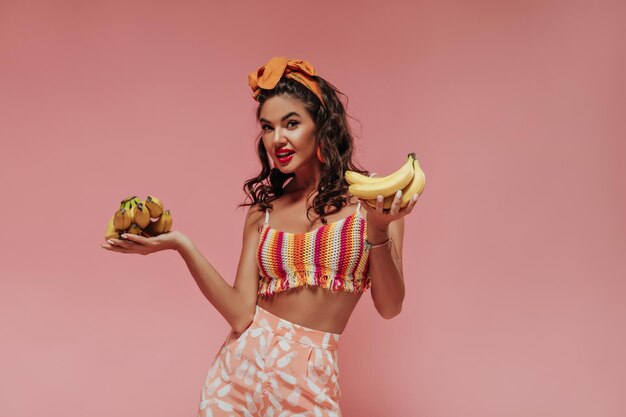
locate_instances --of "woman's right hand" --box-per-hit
[101,230,187,255]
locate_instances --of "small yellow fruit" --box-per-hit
[105,215,121,241]
[131,202,151,228]
[145,196,164,218]
[127,223,142,235]
[113,208,132,230]
[143,209,173,237]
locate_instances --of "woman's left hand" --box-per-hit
[101,230,185,255]
[359,190,420,231]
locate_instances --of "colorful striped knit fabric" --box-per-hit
[256,202,371,297]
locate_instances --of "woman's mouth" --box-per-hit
[276,152,294,163]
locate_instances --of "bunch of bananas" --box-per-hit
[345,152,426,209]
[104,195,173,241]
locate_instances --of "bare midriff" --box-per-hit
[256,286,363,334]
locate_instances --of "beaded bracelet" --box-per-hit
[364,237,392,250]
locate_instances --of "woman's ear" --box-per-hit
[316,143,325,164]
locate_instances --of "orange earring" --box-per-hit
[316,146,324,163]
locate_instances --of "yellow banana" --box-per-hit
[348,153,416,199]
[120,195,138,210]
[105,215,121,241]
[364,158,426,209]
[127,223,142,235]
[143,209,172,237]
[345,170,378,185]
[345,152,419,185]
[130,202,151,229]
[162,209,172,233]
[144,196,164,218]
[345,170,391,185]
[113,207,132,230]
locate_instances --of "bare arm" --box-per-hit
[176,205,264,332]
[367,217,405,319]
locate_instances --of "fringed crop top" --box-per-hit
[256,201,372,298]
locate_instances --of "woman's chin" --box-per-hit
[274,161,297,173]
[276,167,295,175]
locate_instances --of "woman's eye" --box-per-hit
[261,120,299,131]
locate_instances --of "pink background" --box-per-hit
[1,1,624,416]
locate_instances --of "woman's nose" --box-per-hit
[272,128,287,144]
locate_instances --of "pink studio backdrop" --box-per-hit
[1,1,624,416]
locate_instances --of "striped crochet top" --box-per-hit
[256,201,372,297]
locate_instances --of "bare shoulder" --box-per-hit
[243,202,266,234]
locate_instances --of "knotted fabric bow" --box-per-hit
[248,57,326,108]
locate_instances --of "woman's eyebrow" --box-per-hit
[259,112,301,124]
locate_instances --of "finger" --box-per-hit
[107,239,130,251]
[107,238,129,247]
[120,233,149,245]
[408,193,419,211]
[109,238,135,249]
[390,190,402,216]
[101,243,130,253]
[376,195,384,214]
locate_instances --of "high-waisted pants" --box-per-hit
[197,305,343,417]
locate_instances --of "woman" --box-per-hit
[101,56,420,416]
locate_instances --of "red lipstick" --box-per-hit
[276,149,294,164]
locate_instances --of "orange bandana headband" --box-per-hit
[248,57,326,108]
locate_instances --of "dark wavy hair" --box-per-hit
[237,75,371,225]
